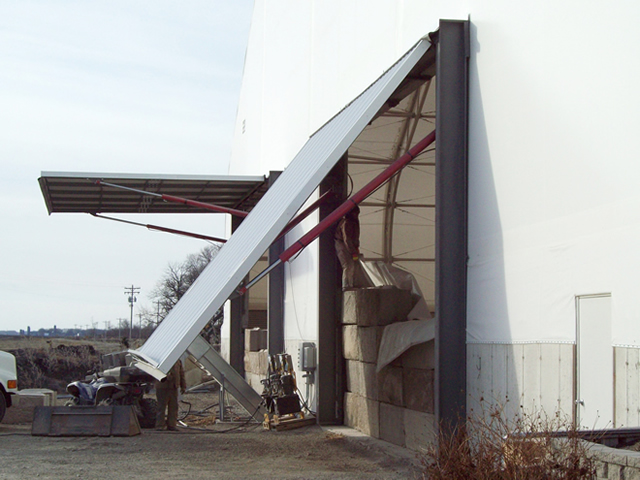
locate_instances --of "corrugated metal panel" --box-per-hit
[132,38,431,373]
[38,172,268,214]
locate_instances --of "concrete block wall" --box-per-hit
[342,287,436,451]
[244,331,268,392]
[585,441,640,480]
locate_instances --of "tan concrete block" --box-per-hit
[342,293,358,325]
[401,340,435,370]
[404,409,437,451]
[626,451,640,469]
[244,350,268,376]
[18,389,57,406]
[343,288,415,327]
[379,402,405,447]
[245,328,267,352]
[3,391,56,424]
[403,368,434,413]
[343,325,380,363]
[609,464,625,480]
[245,372,264,394]
[625,466,640,480]
[378,366,403,407]
[344,392,379,438]
[346,360,378,400]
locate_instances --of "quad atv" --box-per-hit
[66,366,157,428]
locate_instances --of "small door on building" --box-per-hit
[575,293,613,429]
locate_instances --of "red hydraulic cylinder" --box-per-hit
[237,130,435,296]
[94,180,249,218]
[280,129,435,263]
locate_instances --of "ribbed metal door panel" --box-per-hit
[133,39,430,373]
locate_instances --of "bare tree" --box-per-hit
[150,244,223,345]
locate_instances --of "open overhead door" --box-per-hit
[38,172,268,214]
[130,38,432,375]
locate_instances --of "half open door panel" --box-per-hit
[130,37,433,374]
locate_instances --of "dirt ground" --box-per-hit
[0,390,425,480]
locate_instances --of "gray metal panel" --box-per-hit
[131,38,430,374]
[38,172,268,214]
[186,335,267,420]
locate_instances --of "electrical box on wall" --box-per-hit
[298,342,316,372]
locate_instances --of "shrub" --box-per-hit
[420,405,596,479]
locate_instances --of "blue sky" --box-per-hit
[0,1,254,332]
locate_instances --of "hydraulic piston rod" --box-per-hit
[94,180,250,218]
[237,130,436,296]
[91,213,227,243]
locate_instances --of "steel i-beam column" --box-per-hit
[267,171,285,355]
[317,155,348,425]
[230,214,247,377]
[435,19,470,431]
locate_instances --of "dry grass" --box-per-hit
[0,336,124,392]
[0,336,121,352]
[420,405,596,479]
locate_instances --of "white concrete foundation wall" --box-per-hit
[468,344,640,429]
[467,343,574,421]
[614,346,640,429]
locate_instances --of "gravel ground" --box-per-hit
[0,391,424,480]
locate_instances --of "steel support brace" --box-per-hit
[435,19,470,431]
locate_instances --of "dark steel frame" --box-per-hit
[267,171,286,355]
[314,20,469,430]
[434,19,470,430]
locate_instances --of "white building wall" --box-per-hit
[229,0,640,424]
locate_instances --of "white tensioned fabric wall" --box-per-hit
[230,0,640,349]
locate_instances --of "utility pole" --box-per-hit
[117,317,126,339]
[137,313,143,339]
[124,285,140,340]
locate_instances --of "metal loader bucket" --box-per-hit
[31,405,141,436]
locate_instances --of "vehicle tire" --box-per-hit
[138,398,158,429]
[0,394,6,423]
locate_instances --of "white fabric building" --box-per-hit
[224,0,640,437]
[41,0,640,450]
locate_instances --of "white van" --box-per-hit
[0,351,18,422]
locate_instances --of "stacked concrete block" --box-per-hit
[342,287,436,451]
[342,287,414,326]
[403,368,434,413]
[346,360,378,400]
[343,324,380,364]
[3,389,57,424]
[244,347,269,393]
[243,328,268,392]
[405,409,437,450]
[378,366,403,406]
[344,391,380,438]
[380,402,406,446]
[245,328,267,352]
